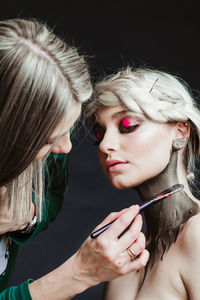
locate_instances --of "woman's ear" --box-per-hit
[175,121,190,139]
[172,122,190,151]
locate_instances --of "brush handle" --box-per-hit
[91,220,115,238]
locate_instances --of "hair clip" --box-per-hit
[149,78,158,93]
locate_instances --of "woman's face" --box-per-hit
[35,103,81,160]
[95,105,178,189]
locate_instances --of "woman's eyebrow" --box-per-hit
[95,109,138,127]
[111,109,134,120]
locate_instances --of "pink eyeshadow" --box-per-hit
[96,132,101,140]
[122,118,131,127]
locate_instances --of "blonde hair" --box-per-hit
[0,18,92,224]
[86,67,200,188]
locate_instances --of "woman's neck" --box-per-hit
[135,149,199,270]
[136,150,180,201]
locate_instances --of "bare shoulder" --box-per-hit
[103,269,144,300]
[177,213,200,298]
[178,213,200,255]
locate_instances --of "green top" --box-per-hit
[0,153,69,299]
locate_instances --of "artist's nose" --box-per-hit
[99,130,119,154]
[52,133,72,154]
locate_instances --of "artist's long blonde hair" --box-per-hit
[0,18,92,224]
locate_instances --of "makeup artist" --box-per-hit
[0,19,148,300]
[86,67,200,299]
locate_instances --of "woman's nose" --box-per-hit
[52,134,72,154]
[99,130,119,153]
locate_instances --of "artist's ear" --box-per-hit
[175,121,190,139]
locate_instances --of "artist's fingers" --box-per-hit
[115,231,146,266]
[92,207,129,231]
[118,214,143,250]
[123,249,149,274]
[105,205,140,243]
[128,232,146,257]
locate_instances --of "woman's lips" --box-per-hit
[106,160,127,173]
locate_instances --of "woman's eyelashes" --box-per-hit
[93,126,105,146]
[93,117,140,146]
[119,117,140,133]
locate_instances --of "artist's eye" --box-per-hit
[119,117,140,133]
[93,125,105,146]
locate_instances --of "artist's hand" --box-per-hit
[0,187,35,234]
[29,205,149,299]
[71,205,149,288]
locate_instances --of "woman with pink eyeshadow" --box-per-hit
[86,67,200,299]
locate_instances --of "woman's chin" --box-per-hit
[110,180,133,190]
[110,177,145,190]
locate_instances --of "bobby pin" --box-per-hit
[149,78,158,93]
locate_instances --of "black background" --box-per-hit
[1,1,200,299]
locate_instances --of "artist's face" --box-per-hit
[35,104,82,160]
[95,105,178,189]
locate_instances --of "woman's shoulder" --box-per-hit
[103,269,144,300]
[176,212,200,294]
[178,213,200,255]
[182,212,200,237]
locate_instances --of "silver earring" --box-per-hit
[172,138,187,150]
[186,169,195,181]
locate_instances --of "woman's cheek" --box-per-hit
[131,127,158,153]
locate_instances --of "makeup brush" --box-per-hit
[90,184,184,239]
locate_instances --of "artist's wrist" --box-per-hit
[68,252,94,292]
[67,249,102,293]
[29,254,90,300]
